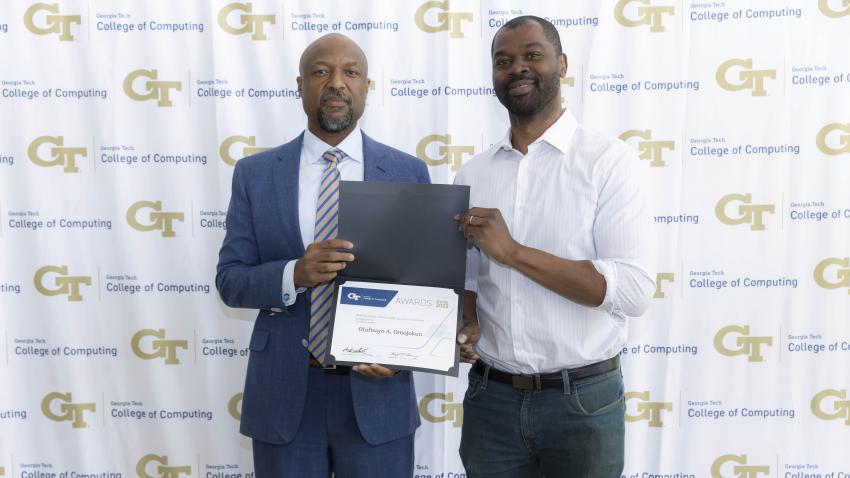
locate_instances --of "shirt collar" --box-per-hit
[302,125,363,166]
[498,110,578,156]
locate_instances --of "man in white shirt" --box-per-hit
[454,16,655,478]
[216,34,429,477]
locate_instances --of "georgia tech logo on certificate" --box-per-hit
[28,136,87,173]
[228,393,243,421]
[127,201,185,237]
[624,391,672,427]
[654,272,674,298]
[716,59,776,97]
[41,392,96,428]
[715,194,775,231]
[814,257,850,293]
[218,3,276,40]
[711,455,769,478]
[124,69,182,107]
[414,1,473,38]
[619,130,675,167]
[614,0,675,32]
[34,265,91,301]
[24,3,81,41]
[811,389,850,424]
[136,455,191,478]
[131,329,188,365]
[713,325,773,362]
[219,135,270,166]
[816,123,850,155]
[819,0,850,18]
[419,392,463,427]
[416,134,474,171]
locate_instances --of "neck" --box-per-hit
[509,100,563,155]
[307,122,357,147]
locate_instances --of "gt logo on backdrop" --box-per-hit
[811,389,850,424]
[814,257,850,293]
[136,455,191,478]
[716,59,776,97]
[654,272,674,298]
[24,3,81,41]
[419,392,463,428]
[28,136,87,173]
[228,393,243,420]
[41,392,95,428]
[819,0,850,17]
[711,455,769,478]
[217,3,275,40]
[220,135,271,166]
[714,325,772,362]
[124,70,182,107]
[414,1,473,39]
[34,265,91,301]
[131,329,188,365]
[127,201,184,237]
[816,123,850,155]
[624,392,672,427]
[619,130,675,167]
[560,77,575,105]
[614,0,675,32]
[416,134,474,171]
[715,194,775,231]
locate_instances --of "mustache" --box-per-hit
[320,91,352,105]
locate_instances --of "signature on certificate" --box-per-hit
[342,346,371,355]
[389,351,421,360]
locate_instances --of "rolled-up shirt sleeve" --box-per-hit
[591,143,656,319]
[465,246,480,293]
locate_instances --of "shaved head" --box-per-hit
[296,33,371,142]
[299,33,368,77]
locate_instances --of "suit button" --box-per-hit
[302,339,308,348]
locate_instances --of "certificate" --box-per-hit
[328,280,461,376]
[325,181,470,376]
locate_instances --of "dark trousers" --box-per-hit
[252,367,413,478]
[460,363,625,478]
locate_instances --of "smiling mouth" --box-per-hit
[508,80,536,96]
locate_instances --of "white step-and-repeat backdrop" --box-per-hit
[1,1,849,477]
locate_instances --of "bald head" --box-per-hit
[299,33,368,77]
[296,33,371,143]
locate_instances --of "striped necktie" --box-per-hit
[307,148,344,365]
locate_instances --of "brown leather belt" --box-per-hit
[472,356,620,390]
[309,355,350,374]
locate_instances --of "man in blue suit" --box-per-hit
[216,33,429,477]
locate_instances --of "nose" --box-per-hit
[509,59,530,78]
[327,68,347,91]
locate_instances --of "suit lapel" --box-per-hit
[272,133,306,256]
[362,131,389,182]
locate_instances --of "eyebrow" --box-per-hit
[492,42,546,57]
[309,59,363,68]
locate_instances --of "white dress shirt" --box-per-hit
[281,127,364,305]
[454,111,655,374]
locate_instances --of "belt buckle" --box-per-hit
[511,374,542,390]
[322,363,337,370]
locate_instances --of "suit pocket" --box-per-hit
[249,329,269,352]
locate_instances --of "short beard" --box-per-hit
[496,72,561,117]
[317,107,353,133]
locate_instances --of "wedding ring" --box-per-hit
[468,215,474,225]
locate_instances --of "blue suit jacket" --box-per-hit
[216,131,429,445]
